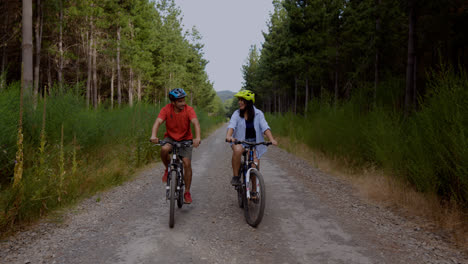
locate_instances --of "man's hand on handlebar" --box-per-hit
[193,138,201,148]
[150,136,159,144]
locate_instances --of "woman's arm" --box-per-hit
[264,129,278,146]
[226,128,235,142]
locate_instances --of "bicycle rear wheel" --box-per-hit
[169,171,177,228]
[244,169,266,227]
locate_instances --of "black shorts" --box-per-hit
[163,137,193,160]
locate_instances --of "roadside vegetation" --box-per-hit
[0,84,223,234]
[1,0,226,234]
[266,67,467,246]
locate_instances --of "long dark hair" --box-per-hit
[239,99,255,121]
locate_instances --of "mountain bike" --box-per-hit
[227,140,272,227]
[154,140,192,228]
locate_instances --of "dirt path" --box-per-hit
[1,125,466,264]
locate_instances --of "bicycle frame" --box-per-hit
[163,141,191,195]
[154,140,192,197]
[167,146,183,194]
[232,140,272,197]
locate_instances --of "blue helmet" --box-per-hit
[168,88,187,101]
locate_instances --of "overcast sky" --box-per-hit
[174,0,274,92]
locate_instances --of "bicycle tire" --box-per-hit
[169,171,177,228]
[244,169,266,227]
[237,187,244,208]
[177,173,184,208]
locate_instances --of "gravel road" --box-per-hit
[1,124,466,264]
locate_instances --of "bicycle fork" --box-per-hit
[245,168,260,199]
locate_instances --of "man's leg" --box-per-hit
[231,144,243,185]
[161,145,172,168]
[182,157,192,192]
[182,157,193,204]
[160,144,172,182]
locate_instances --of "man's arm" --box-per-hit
[190,118,201,148]
[150,117,164,143]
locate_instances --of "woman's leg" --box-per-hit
[231,144,244,185]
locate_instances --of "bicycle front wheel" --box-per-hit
[244,169,266,227]
[177,175,184,208]
[237,168,244,208]
[169,171,177,228]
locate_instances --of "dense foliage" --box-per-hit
[0,0,223,113]
[242,0,467,205]
[0,0,227,230]
[267,68,467,205]
[242,0,467,114]
[0,83,223,230]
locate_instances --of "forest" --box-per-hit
[239,0,467,206]
[1,0,224,112]
[0,0,224,231]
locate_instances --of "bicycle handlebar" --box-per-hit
[225,139,272,146]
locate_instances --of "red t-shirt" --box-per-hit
[158,104,197,141]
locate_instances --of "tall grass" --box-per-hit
[0,85,223,232]
[267,68,468,206]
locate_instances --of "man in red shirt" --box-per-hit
[150,88,201,204]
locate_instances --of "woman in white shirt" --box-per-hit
[225,90,278,185]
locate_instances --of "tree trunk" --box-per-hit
[334,49,339,107]
[47,56,51,89]
[0,1,8,91]
[167,72,172,99]
[405,0,416,116]
[86,19,92,108]
[92,43,97,109]
[58,0,63,92]
[129,67,134,107]
[294,76,297,114]
[137,76,141,102]
[1,41,6,91]
[413,55,417,107]
[374,0,381,106]
[117,27,121,107]
[111,60,114,109]
[305,76,309,116]
[22,0,33,95]
[33,0,42,108]
[278,92,281,113]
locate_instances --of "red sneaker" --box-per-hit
[184,192,192,204]
[162,168,168,183]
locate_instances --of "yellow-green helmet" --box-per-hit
[234,89,255,103]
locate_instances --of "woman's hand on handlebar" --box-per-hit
[270,138,278,146]
[225,136,236,143]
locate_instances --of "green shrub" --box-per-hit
[0,85,224,231]
[267,67,468,205]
